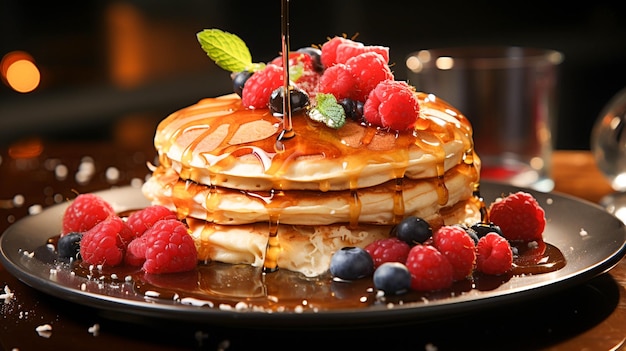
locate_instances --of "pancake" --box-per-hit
[152,93,475,192]
[143,90,482,277]
[143,162,478,226]
[186,197,480,278]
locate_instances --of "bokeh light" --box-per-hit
[1,51,41,93]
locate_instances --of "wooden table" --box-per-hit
[0,138,625,350]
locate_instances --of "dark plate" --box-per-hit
[1,182,625,328]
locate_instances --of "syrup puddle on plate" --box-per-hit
[33,236,565,313]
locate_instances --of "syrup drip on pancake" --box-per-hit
[152,93,479,273]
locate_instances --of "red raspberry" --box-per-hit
[126,205,177,238]
[364,237,410,269]
[62,194,115,235]
[270,52,314,69]
[125,235,147,267]
[488,191,546,242]
[241,64,284,109]
[336,41,389,65]
[316,63,356,100]
[363,80,420,130]
[270,52,320,95]
[143,219,197,274]
[80,216,132,266]
[293,69,320,97]
[476,233,513,275]
[405,245,453,291]
[320,36,352,68]
[432,226,476,281]
[345,52,394,102]
[320,36,390,68]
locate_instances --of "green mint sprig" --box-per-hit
[308,93,346,129]
[196,29,264,73]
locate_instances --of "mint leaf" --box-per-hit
[308,93,346,129]
[196,29,264,73]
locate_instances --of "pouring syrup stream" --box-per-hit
[265,0,292,273]
[276,0,295,144]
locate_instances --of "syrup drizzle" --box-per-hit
[278,0,294,141]
[40,233,567,313]
[154,65,481,276]
[264,0,292,272]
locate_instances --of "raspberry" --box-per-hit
[316,63,356,100]
[143,219,197,274]
[345,52,394,102]
[336,41,389,65]
[79,216,132,266]
[125,235,147,267]
[405,245,453,291]
[241,64,284,109]
[269,52,320,95]
[476,233,513,275]
[363,80,420,130]
[432,226,476,281]
[320,36,352,68]
[320,36,390,68]
[62,194,115,235]
[126,205,177,238]
[488,191,546,242]
[364,237,410,269]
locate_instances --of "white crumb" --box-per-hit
[0,285,14,303]
[88,323,100,336]
[35,324,52,338]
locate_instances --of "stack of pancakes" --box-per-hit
[142,92,482,277]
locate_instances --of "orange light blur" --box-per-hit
[8,138,44,159]
[1,51,41,93]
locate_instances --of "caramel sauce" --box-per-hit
[42,235,566,313]
[153,93,477,270]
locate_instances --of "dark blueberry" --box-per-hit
[392,216,432,245]
[57,232,82,260]
[373,262,411,295]
[269,86,310,115]
[232,71,252,97]
[329,247,374,280]
[296,47,323,72]
[470,222,503,239]
[338,98,364,121]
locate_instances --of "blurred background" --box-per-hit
[1,0,625,150]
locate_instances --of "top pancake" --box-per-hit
[153,92,476,192]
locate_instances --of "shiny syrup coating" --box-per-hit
[154,93,475,194]
[43,233,566,313]
[152,93,480,271]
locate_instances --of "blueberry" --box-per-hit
[330,247,374,280]
[57,232,82,260]
[232,71,252,97]
[269,86,310,115]
[373,262,411,295]
[465,226,480,244]
[338,98,364,121]
[470,222,503,239]
[392,216,432,245]
[296,47,323,72]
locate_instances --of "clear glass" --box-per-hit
[406,46,563,192]
[591,87,626,222]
